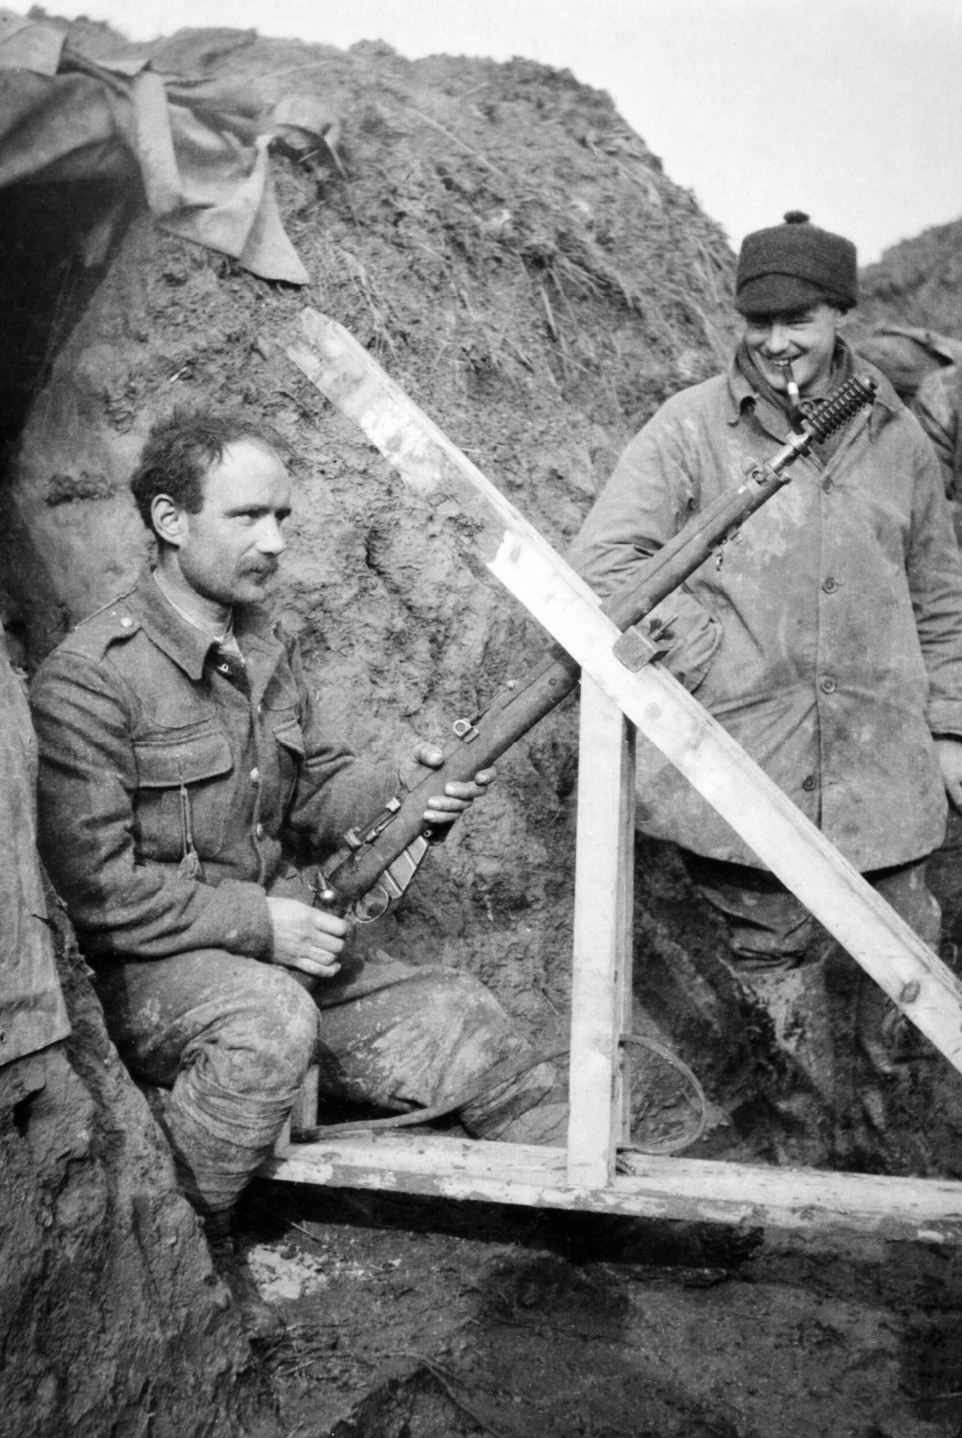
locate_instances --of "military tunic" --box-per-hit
[30,569,394,961]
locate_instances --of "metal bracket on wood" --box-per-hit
[611,623,671,673]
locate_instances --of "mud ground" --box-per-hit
[236,1178,962,1438]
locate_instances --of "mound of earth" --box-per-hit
[855,216,962,338]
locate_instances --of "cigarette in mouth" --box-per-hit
[785,362,800,409]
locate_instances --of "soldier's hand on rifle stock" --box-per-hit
[937,736,962,811]
[404,741,496,825]
[266,896,346,979]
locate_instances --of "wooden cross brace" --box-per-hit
[262,310,962,1243]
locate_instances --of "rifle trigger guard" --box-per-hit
[353,882,392,923]
[352,834,431,923]
[612,623,673,674]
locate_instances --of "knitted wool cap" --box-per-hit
[735,211,858,316]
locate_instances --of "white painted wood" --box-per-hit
[273,1116,291,1156]
[567,677,635,1186]
[615,729,635,1154]
[261,1134,962,1243]
[291,1064,319,1132]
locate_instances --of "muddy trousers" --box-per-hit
[93,949,555,1214]
[681,853,941,1087]
[682,853,941,969]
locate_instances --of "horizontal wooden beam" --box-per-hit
[263,1134,962,1244]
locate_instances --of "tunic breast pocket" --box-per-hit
[133,730,234,861]
[272,719,306,813]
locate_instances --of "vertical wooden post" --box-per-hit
[291,1064,319,1132]
[567,675,636,1186]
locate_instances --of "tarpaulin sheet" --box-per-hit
[0,10,310,284]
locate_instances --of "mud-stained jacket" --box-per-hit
[30,571,395,962]
[568,348,962,870]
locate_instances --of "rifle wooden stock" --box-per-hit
[323,651,579,906]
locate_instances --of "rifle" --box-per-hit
[312,374,877,924]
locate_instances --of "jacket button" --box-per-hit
[822,478,833,493]
[821,676,837,694]
[120,617,133,628]
[250,767,260,785]
[822,577,837,593]
[802,774,817,791]
[255,823,264,839]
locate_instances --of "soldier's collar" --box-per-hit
[131,569,280,680]
[724,337,901,430]
[152,569,235,646]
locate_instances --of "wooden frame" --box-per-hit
[262,310,962,1243]
[264,679,962,1243]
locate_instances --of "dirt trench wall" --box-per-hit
[2,36,743,1067]
[856,216,962,338]
[0,953,273,1438]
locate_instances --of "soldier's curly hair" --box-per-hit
[129,408,289,533]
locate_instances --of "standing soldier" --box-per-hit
[569,213,962,1140]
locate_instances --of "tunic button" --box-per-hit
[120,617,133,628]
[821,677,837,694]
[822,478,833,493]
[822,577,837,593]
[250,767,260,785]
[802,774,817,792]
[255,823,264,839]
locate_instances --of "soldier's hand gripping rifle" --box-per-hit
[312,374,877,927]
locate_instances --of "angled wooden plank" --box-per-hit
[262,1134,962,1244]
[567,677,635,1186]
[286,309,962,1076]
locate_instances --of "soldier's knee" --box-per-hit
[262,968,319,1064]
[423,967,510,1029]
[217,966,319,1091]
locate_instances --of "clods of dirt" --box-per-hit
[240,1180,962,1438]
